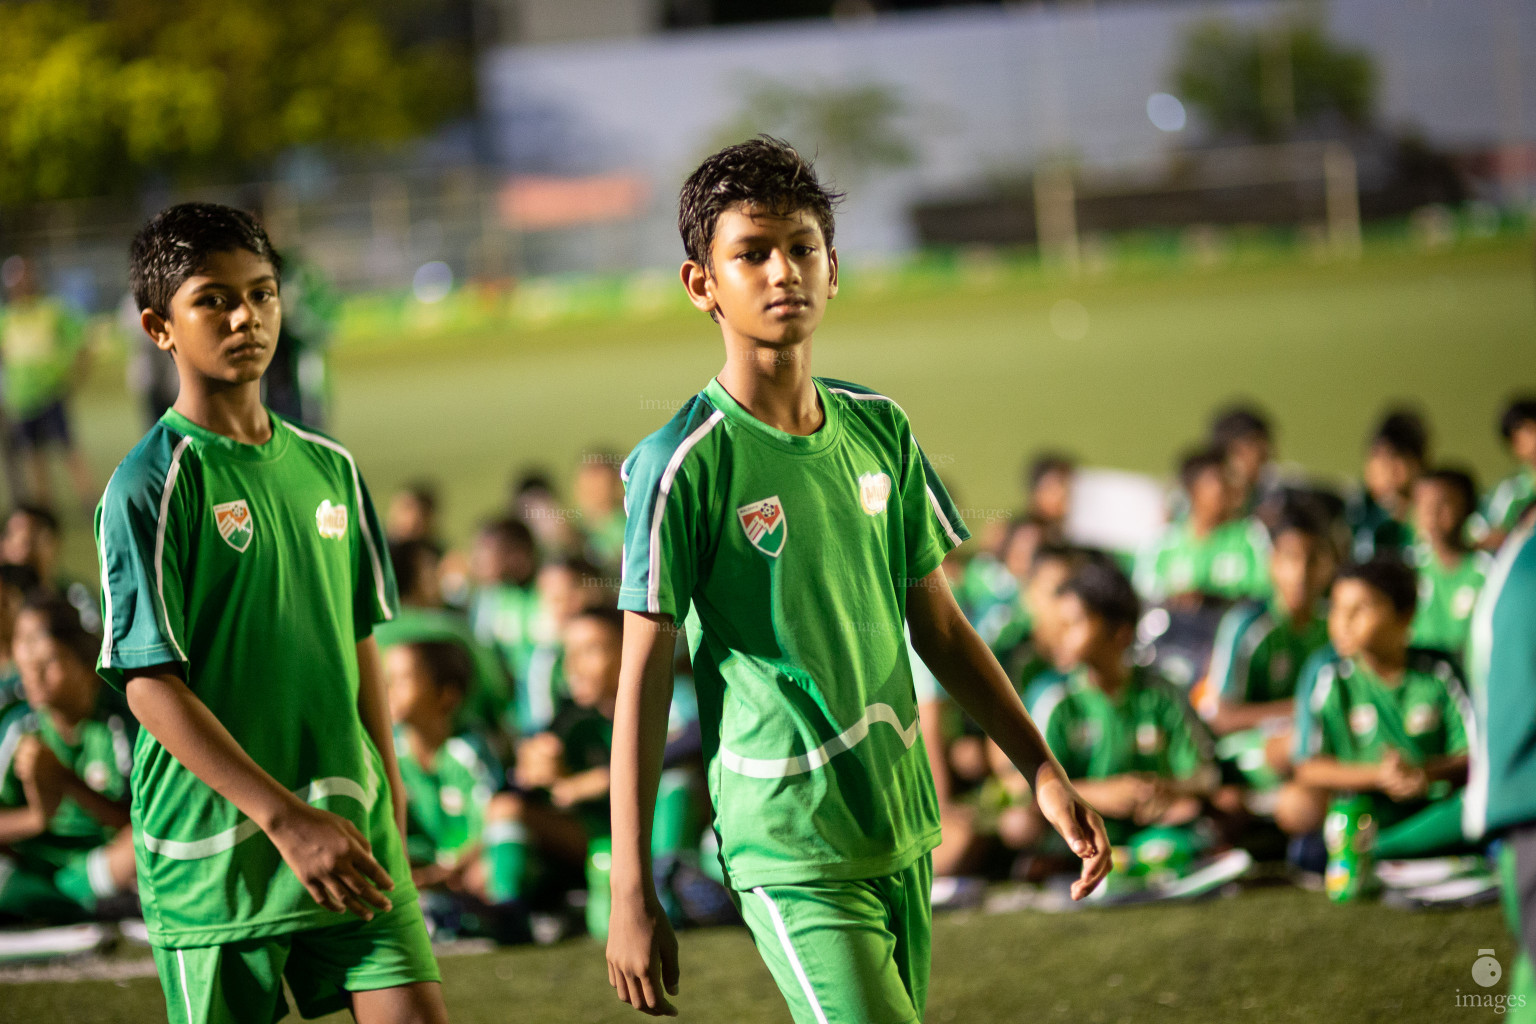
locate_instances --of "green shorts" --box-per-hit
[0,840,117,920]
[735,854,933,1024]
[151,899,440,1024]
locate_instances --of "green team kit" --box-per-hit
[620,376,968,1023]
[395,731,499,869]
[1134,518,1271,602]
[1408,544,1491,659]
[0,697,134,917]
[95,408,437,1021]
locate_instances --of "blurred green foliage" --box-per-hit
[0,0,472,204]
[1172,18,1376,142]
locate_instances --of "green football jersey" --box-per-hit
[1297,651,1470,765]
[1478,468,1535,537]
[1133,518,1271,602]
[1200,600,1330,718]
[0,298,85,417]
[619,376,968,889]
[1344,488,1414,564]
[395,730,498,865]
[0,696,133,847]
[1464,521,1536,839]
[469,583,540,691]
[1030,665,1213,782]
[95,408,413,947]
[1409,545,1491,658]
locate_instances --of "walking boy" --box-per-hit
[97,204,445,1023]
[605,138,1109,1022]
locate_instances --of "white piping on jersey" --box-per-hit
[1031,683,1069,739]
[0,713,28,784]
[925,480,964,547]
[153,436,194,664]
[141,763,378,861]
[719,702,920,779]
[97,466,121,667]
[86,846,117,899]
[1201,610,1270,719]
[751,887,831,1024]
[1463,520,1533,839]
[647,410,724,614]
[175,949,194,1023]
[281,422,393,623]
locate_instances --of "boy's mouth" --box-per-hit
[766,296,809,313]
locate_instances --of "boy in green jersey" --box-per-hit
[1409,468,1492,660]
[98,204,444,1024]
[1199,501,1335,793]
[605,137,1110,1022]
[1026,561,1217,848]
[1279,560,1473,860]
[1474,397,1536,551]
[1464,506,1536,1019]
[1344,410,1426,564]
[1134,447,1271,604]
[0,595,136,920]
[469,517,542,697]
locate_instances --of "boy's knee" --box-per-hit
[488,792,525,822]
[1274,783,1328,835]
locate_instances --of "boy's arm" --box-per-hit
[355,636,408,843]
[126,667,396,921]
[1291,755,1385,792]
[1208,697,1293,736]
[906,566,1111,899]
[551,766,612,809]
[607,611,681,1017]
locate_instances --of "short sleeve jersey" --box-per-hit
[1199,600,1330,719]
[0,696,134,848]
[1409,545,1492,659]
[94,408,411,947]
[1134,518,1271,602]
[1030,666,1213,782]
[1464,521,1536,839]
[1477,469,1535,538]
[1297,651,1472,765]
[619,377,968,889]
[0,298,86,416]
[395,730,498,865]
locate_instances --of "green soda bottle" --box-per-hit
[1323,794,1378,903]
[586,836,613,939]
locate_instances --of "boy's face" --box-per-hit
[1031,469,1073,524]
[1188,466,1232,523]
[1000,522,1043,582]
[1055,591,1129,672]
[1226,435,1272,490]
[684,203,838,345]
[383,645,454,728]
[1025,557,1073,660]
[563,617,622,710]
[386,492,432,543]
[1412,478,1467,547]
[14,611,88,712]
[1270,529,1332,617]
[472,532,534,588]
[1328,578,1410,661]
[2,512,56,574]
[537,564,582,626]
[1511,421,1536,466]
[142,247,280,387]
[1364,443,1419,505]
[574,463,621,516]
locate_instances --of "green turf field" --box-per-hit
[0,887,1514,1022]
[57,235,1533,578]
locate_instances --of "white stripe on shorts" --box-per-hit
[751,887,830,1024]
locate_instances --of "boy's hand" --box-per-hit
[14,737,66,821]
[607,894,680,1016]
[266,801,396,920]
[1033,763,1112,900]
[515,733,565,790]
[1378,751,1429,801]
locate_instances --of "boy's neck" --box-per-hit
[172,379,272,446]
[45,694,92,739]
[406,719,451,764]
[1084,655,1130,695]
[1188,510,1224,539]
[1281,599,1318,631]
[1357,646,1407,684]
[1427,536,1467,567]
[716,340,823,436]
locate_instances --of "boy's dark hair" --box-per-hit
[512,469,554,498]
[1029,542,1092,577]
[0,563,41,596]
[388,538,439,601]
[1025,451,1076,492]
[408,640,473,697]
[1059,559,1141,632]
[1336,559,1418,617]
[1270,496,1330,544]
[400,480,438,517]
[678,135,844,268]
[480,516,535,550]
[9,503,60,538]
[1178,446,1228,493]
[129,203,283,319]
[20,592,101,671]
[1418,466,1478,520]
[1209,403,1272,452]
[571,603,625,638]
[1500,397,1536,441]
[1369,408,1428,463]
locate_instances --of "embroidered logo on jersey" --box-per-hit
[1453,585,1478,620]
[858,472,892,516]
[1136,722,1162,755]
[83,761,111,793]
[1405,703,1441,736]
[213,500,254,552]
[1349,704,1378,738]
[440,786,465,816]
[316,499,349,540]
[737,496,787,557]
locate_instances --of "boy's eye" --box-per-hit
[738,250,766,263]
[792,244,816,257]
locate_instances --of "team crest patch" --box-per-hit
[1136,722,1162,755]
[83,761,110,793]
[858,472,892,516]
[1405,703,1440,736]
[316,499,348,540]
[1349,704,1378,738]
[737,496,787,557]
[213,500,254,552]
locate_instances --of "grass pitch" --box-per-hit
[0,887,1511,1023]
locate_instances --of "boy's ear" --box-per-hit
[140,308,174,354]
[680,259,716,317]
[827,246,838,299]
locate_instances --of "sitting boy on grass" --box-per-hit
[1409,467,1492,661]
[1135,447,1270,604]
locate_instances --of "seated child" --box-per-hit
[1409,467,1492,660]
[1022,451,1076,542]
[516,556,611,739]
[1020,560,1218,852]
[0,595,136,921]
[1279,559,1472,862]
[1135,447,1270,604]
[1344,409,1426,563]
[1199,501,1335,794]
[573,451,626,577]
[1209,404,1276,520]
[469,517,542,689]
[1474,396,1536,549]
